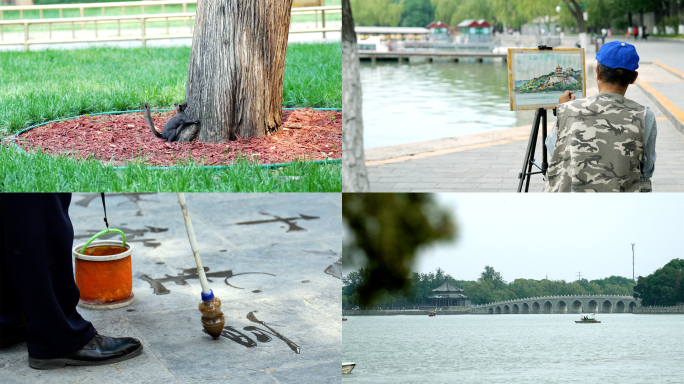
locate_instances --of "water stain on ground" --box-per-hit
[236,212,320,232]
[139,267,276,295]
[210,312,300,354]
[304,250,341,279]
[325,258,342,279]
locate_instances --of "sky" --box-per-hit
[408,194,684,283]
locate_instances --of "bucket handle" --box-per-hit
[79,229,127,254]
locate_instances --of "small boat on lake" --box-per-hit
[342,317,347,321]
[428,311,436,317]
[343,362,355,374]
[575,313,601,323]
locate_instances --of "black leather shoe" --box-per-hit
[28,330,143,370]
[0,323,27,349]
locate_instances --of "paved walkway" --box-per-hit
[0,193,341,383]
[366,59,684,192]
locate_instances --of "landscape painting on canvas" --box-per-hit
[508,48,586,111]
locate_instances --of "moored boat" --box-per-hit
[428,311,436,317]
[575,313,601,323]
[343,362,355,374]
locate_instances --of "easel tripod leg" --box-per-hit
[517,109,542,192]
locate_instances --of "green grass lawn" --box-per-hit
[0,43,341,134]
[0,146,341,192]
[0,42,341,192]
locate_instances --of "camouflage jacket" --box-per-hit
[544,92,647,192]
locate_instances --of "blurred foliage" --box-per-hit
[400,0,434,27]
[350,0,403,27]
[634,259,684,306]
[342,193,457,307]
[350,0,682,33]
[343,265,639,308]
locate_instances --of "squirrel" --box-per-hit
[143,102,199,142]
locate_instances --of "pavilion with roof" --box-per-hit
[428,280,469,307]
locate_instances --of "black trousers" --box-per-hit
[0,193,94,359]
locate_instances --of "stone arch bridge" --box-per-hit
[470,295,640,314]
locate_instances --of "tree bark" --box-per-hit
[565,0,586,33]
[341,0,370,192]
[180,0,293,142]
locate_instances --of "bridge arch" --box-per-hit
[629,301,637,313]
[522,303,529,314]
[488,308,494,314]
[602,300,613,313]
[512,304,519,314]
[543,301,553,314]
[496,306,502,314]
[587,300,598,312]
[557,300,567,314]
[615,301,625,313]
[571,300,582,313]
[503,305,510,314]
[532,302,541,314]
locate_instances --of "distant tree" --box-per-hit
[478,265,507,290]
[342,269,368,296]
[634,259,684,306]
[400,0,435,27]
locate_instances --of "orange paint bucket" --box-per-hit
[72,230,134,310]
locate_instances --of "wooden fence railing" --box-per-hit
[0,1,196,20]
[0,5,341,50]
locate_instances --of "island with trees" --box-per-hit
[344,259,684,313]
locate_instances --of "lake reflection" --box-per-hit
[361,61,536,149]
[343,314,684,383]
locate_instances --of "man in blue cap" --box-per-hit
[544,41,657,192]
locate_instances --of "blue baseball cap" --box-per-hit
[596,41,639,71]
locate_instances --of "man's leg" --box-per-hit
[0,193,94,359]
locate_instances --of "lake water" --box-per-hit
[343,314,684,383]
[360,61,536,149]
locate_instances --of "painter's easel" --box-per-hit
[516,45,553,193]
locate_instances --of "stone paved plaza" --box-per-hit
[0,193,342,384]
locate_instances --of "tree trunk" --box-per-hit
[341,0,370,192]
[180,0,293,143]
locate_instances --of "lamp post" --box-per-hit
[631,243,635,282]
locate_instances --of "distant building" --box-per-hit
[426,21,450,41]
[428,280,469,307]
[355,26,430,41]
[457,19,492,43]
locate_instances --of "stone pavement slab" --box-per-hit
[0,193,342,384]
[367,85,684,192]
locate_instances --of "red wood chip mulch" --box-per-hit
[17,108,341,166]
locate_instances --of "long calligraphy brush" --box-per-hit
[176,193,225,337]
